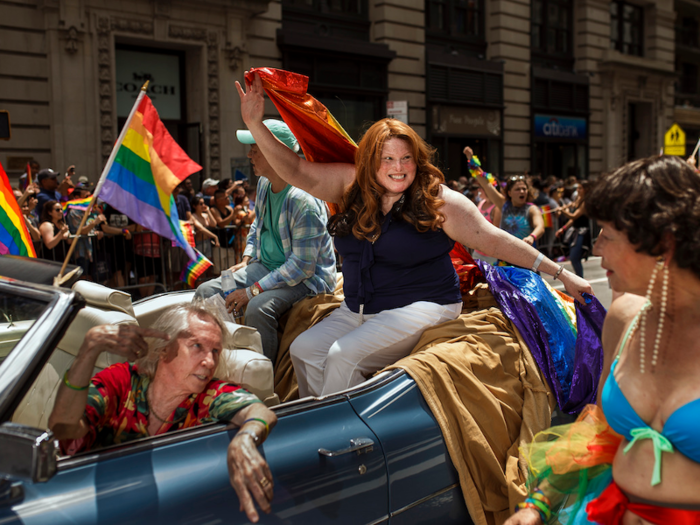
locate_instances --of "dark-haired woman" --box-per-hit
[232,193,255,263]
[556,181,591,277]
[39,199,73,262]
[506,155,700,525]
[465,147,545,248]
[190,195,219,261]
[236,72,592,397]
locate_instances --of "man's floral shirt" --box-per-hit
[61,362,261,454]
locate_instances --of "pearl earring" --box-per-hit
[638,258,665,374]
[651,260,669,370]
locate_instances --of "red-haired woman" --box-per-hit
[236,73,592,397]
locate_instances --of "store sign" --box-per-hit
[387,101,408,124]
[431,106,501,137]
[116,49,180,120]
[534,114,586,139]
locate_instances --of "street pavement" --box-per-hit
[541,256,613,310]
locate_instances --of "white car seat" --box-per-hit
[12,286,137,429]
[133,291,264,354]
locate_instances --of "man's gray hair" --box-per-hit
[135,303,228,379]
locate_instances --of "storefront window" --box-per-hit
[115,46,188,147]
[533,143,586,179]
[533,114,588,179]
[430,105,502,182]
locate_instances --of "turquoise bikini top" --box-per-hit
[602,307,700,486]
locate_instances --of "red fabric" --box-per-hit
[245,68,357,165]
[244,67,359,216]
[449,243,486,294]
[133,231,161,257]
[586,480,700,525]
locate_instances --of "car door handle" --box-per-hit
[0,478,24,507]
[318,437,374,457]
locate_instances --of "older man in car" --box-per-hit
[49,303,276,523]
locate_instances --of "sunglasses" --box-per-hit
[509,176,526,182]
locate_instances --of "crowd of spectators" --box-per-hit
[450,154,593,273]
[11,160,256,296]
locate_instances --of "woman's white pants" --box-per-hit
[290,300,462,397]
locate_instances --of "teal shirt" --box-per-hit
[260,184,291,271]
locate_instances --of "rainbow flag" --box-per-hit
[97,95,201,261]
[0,161,36,257]
[62,196,92,213]
[540,205,554,228]
[180,220,195,248]
[180,249,212,287]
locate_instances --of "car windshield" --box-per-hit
[0,290,49,365]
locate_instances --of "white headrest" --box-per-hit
[57,305,138,369]
[215,348,274,402]
[72,281,135,317]
[223,322,263,354]
[133,290,196,329]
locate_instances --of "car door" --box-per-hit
[0,400,388,525]
[349,370,473,524]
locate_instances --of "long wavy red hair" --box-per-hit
[328,119,445,241]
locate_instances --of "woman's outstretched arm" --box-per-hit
[236,72,355,204]
[439,186,593,304]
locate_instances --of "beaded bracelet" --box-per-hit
[530,488,552,508]
[514,488,552,523]
[244,417,270,438]
[515,501,550,523]
[63,369,89,391]
[467,155,498,188]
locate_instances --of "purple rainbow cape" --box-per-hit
[478,262,606,414]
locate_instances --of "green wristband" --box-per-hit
[63,368,89,391]
[244,417,270,437]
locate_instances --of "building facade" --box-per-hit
[0,0,697,185]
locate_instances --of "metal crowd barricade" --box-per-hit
[34,223,249,297]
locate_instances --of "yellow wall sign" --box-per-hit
[664,123,686,156]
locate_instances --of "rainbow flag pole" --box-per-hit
[54,82,152,285]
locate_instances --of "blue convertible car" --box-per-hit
[0,257,473,524]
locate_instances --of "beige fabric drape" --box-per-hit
[274,282,554,525]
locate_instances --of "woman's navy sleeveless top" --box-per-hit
[334,213,461,314]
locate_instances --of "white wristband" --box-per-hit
[245,287,253,300]
[531,252,545,273]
